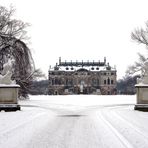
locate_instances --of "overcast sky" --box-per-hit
[1,0,148,79]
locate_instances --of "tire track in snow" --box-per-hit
[110,109,148,140]
[97,111,134,148]
[100,107,148,148]
[0,112,46,138]
[110,106,148,135]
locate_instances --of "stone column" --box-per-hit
[135,60,148,111]
[135,84,148,111]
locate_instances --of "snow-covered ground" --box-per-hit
[0,95,148,148]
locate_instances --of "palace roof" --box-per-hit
[49,57,116,72]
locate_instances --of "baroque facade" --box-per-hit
[48,57,117,95]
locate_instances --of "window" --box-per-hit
[52,79,54,85]
[104,80,106,84]
[111,80,114,84]
[69,79,73,86]
[65,79,68,85]
[97,79,99,85]
[107,78,110,85]
[55,78,59,85]
[92,79,97,85]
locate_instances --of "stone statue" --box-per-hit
[137,60,148,84]
[0,59,16,85]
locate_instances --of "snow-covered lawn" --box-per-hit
[1,95,148,148]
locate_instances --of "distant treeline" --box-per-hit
[28,80,49,95]
[117,75,140,95]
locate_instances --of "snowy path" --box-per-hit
[0,95,148,148]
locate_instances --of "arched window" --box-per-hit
[65,79,68,85]
[111,80,114,84]
[92,78,96,85]
[104,80,106,84]
[97,79,99,85]
[68,79,73,86]
[55,78,58,85]
[107,77,110,85]
[52,79,54,85]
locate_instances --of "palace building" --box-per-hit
[48,57,117,95]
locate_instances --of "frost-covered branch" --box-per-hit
[127,22,148,77]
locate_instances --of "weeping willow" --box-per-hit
[0,6,35,98]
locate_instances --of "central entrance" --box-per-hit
[78,80,88,94]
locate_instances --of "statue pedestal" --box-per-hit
[0,85,20,111]
[135,84,148,111]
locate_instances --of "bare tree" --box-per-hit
[0,6,36,99]
[0,6,29,40]
[126,53,147,75]
[126,22,148,76]
[131,22,148,46]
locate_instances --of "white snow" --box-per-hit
[0,84,20,87]
[1,95,148,148]
[135,83,148,86]
[50,65,116,72]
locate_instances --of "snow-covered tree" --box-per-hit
[126,22,148,77]
[0,6,36,99]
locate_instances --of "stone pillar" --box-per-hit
[0,59,21,111]
[135,84,148,111]
[0,85,20,111]
[134,60,148,111]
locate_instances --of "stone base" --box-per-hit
[134,104,148,111]
[0,85,20,111]
[135,84,148,104]
[0,104,20,111]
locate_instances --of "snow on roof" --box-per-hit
[49,58,116,72]
[49,65,116,72]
